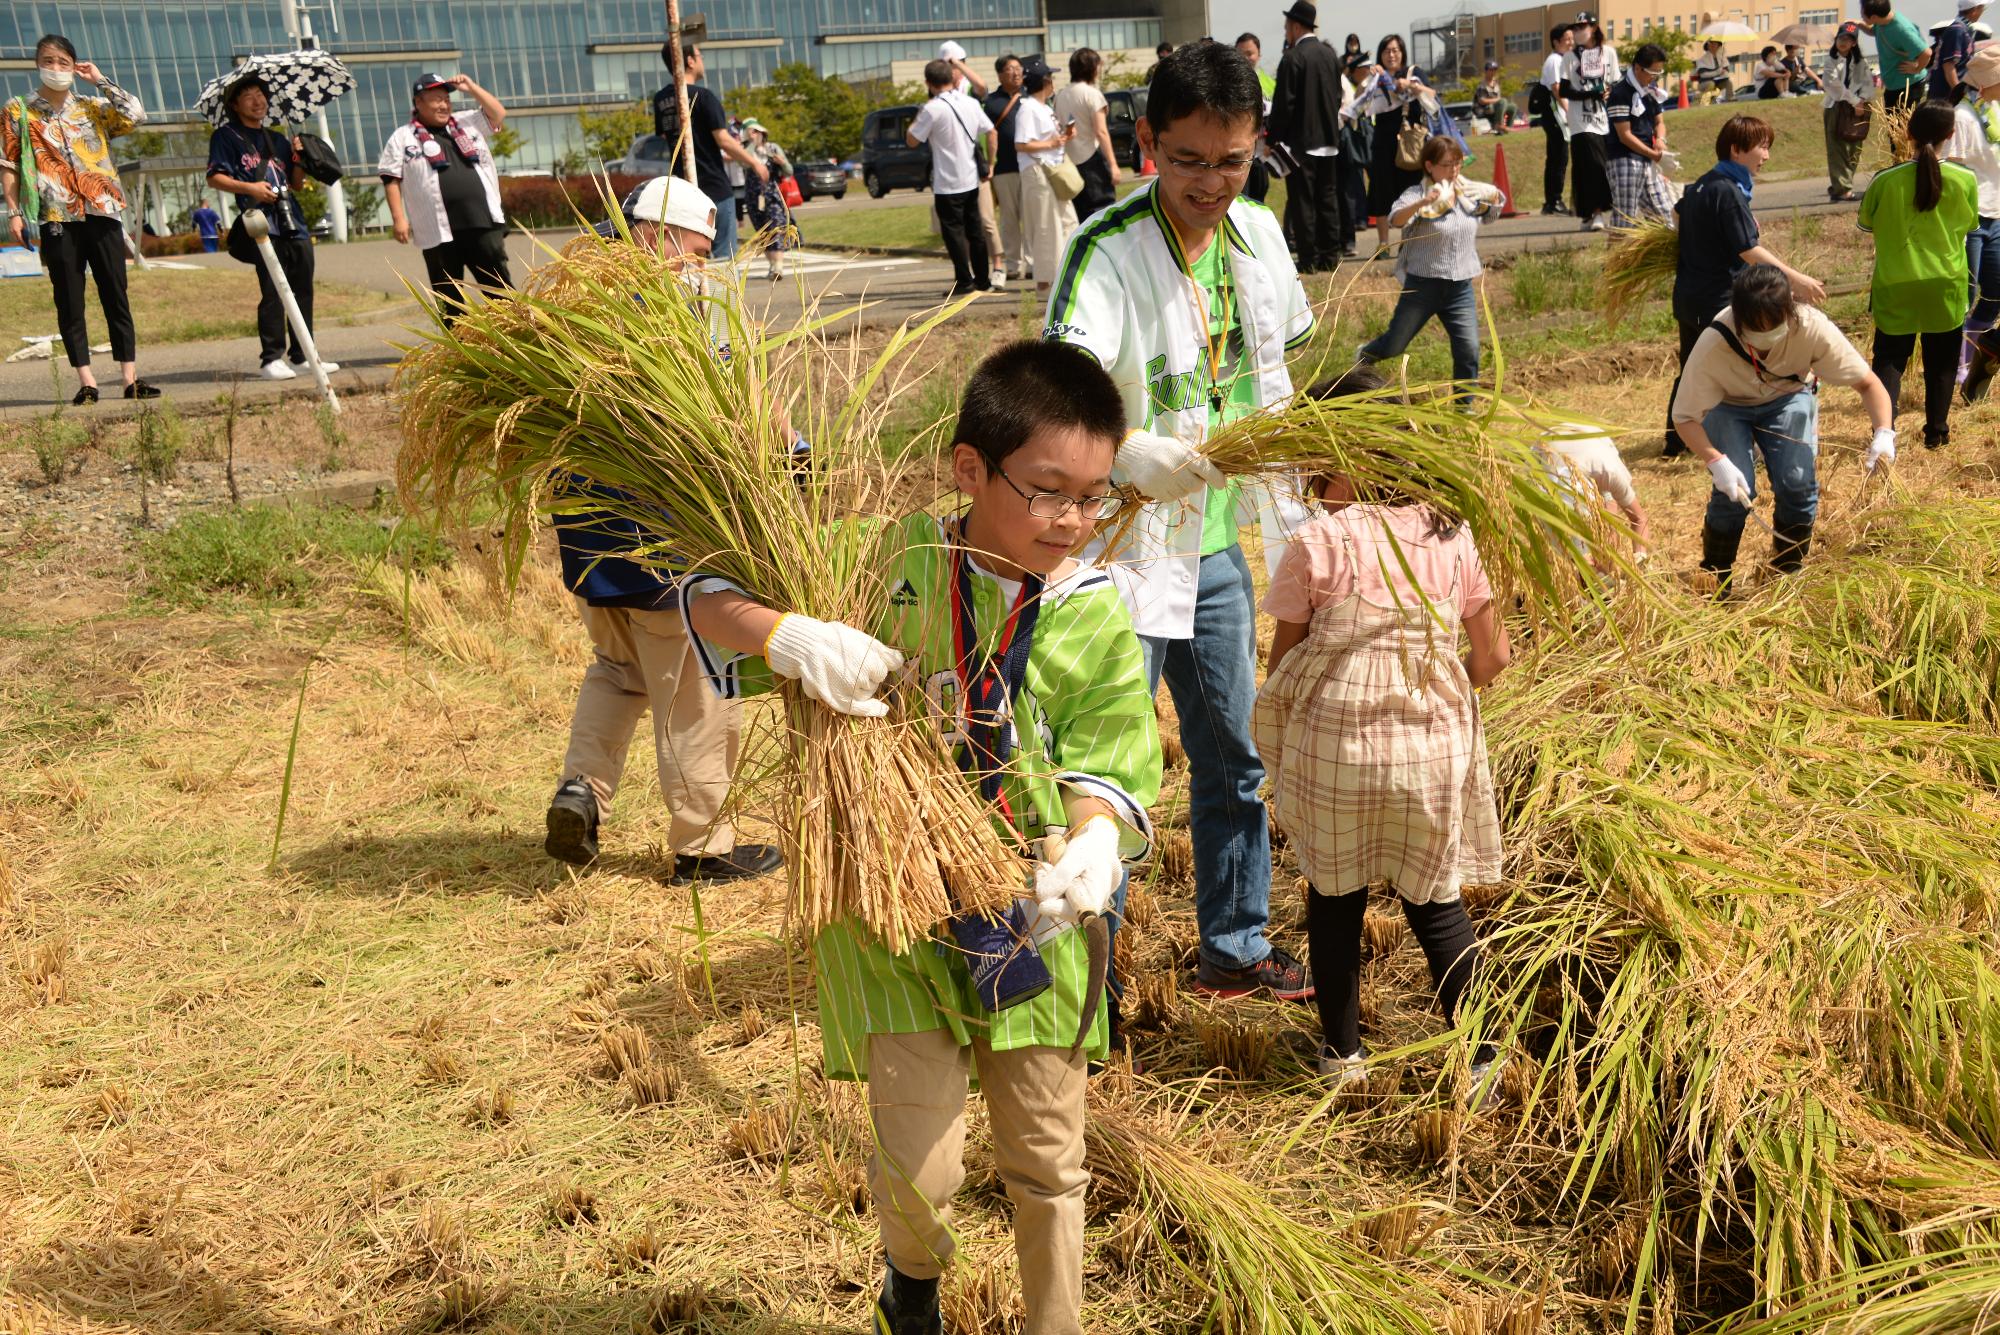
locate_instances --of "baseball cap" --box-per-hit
[938,40,967,61]
[630,175,717,240]
[412,72,452,97]
[1960,0,1983,13]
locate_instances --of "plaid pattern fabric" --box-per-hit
[1608,155,1675,225]
[1252,524,1503,905]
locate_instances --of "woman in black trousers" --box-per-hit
[1360,35,1428,252]
[1,34,157,403]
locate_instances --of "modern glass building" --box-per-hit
[0,0,1189,178]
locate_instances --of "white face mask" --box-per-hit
[39,67,74,92]
[1740,322,1788,350]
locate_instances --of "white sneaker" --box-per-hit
[1588,212,1610,232]
[260,360,297,380]
[291,357,339,373]
[989,269,1007,290]
[1317,1044,1370,1090]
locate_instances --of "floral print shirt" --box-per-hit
[2,82,146,224]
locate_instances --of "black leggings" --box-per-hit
[253,234,316,365]
[1571,130,1613,217]
[1307,888,1481,1058]
[1871,326,1960,442]
[42,216,136,367]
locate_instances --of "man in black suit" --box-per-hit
[1269,0,1345,272]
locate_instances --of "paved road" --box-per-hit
[0,175,1855,421]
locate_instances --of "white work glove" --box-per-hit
[1033,816,1124,924]
[1117,429,1226,504]
[763,614,905,718]
[1658,149,1682,178]
[1865,427,1897,474]
[1706,455,1753,506]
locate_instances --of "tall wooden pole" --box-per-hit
[663,0,697,185]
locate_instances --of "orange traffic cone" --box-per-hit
[1140,152,1156,176]
[1678,77,1690,109]
[1490,143,1521,218]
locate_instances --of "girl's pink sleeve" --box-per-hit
[1264,526,1339,623]
[1457,533,1493,620]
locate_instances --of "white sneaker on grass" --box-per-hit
[1317,1044,1370,1091]
[260,359,297,380]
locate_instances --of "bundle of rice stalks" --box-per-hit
[1196,1014,1275,1079]
[1466,491,2000,1323]
[941,1259,1024,1335]
[1085,1108,1438,1334]
[396,236,1019,952]
[1157,830,1194,884]
[1196,386,1615,630]
[1599,214,1679,319]
[548,1183,600,1228]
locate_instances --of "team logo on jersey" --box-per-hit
[889,578,920,607]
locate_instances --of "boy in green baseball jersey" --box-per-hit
[684,339,1162,1335]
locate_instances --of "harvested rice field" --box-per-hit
[4,213,2000,1334]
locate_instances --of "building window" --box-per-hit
[1799,6,1838,21]
[1485,37,1495,59]
[1504,30,1542,53]
[1673,15,1682,29]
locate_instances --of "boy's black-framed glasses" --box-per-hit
[987,459,1126,521]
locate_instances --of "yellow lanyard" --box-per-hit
[1169,214,1234,415]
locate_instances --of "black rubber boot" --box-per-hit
[543,777,599,865]
[873,1264,942,1335]
[1699,524,1743,593]
[1771,522,1813,575]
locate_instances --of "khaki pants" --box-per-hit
[991,171,1026,276]
[561,599,737,856]
[868,1030,1087,1335]
[1021,165,1078,294]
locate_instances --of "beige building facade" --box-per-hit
[1470,0,1849,82]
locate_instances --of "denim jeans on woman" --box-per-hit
[1137,545,1275,972]
[1360,273,1481,388]
[1700,389,1819,536]
[1965,215,2000,328]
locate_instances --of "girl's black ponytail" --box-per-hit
[1910,101,1957,213]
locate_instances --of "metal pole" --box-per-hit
[280,0,348,242]
[243,210,338,411]
[663,0,696,185]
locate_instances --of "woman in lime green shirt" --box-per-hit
[1860,100,1980,448]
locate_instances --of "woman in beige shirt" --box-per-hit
[1053,48,1121,219]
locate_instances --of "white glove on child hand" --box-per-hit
[1117,429,1225,504]
[1706,456,1753,506]
[1865,427,1897,474]
[763,614,905,718]
[1033,816,1124,923]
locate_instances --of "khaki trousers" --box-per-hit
[1021,165,1077,295]
[991,171,1026,276]
[561,599,737,856]
[868,1030,1087,1335]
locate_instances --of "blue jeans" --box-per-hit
[1360,273,1480,387]
[1968,215,2000,327]
[711,196,739,261]
[1139,545,1274,971]
[1701,391,1819,536]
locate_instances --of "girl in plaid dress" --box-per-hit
[1252,367,1513,1098]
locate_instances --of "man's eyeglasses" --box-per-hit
[988,459,1125,521]
[1160,154,1254,179]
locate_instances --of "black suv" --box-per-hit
[1105,87,1148,172]
[859,105,931,197]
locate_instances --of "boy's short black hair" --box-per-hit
[923,58,953,88]
[1634,42,1669,69]
[659,40,698,73]
[1861,0,1892,18]
[958,341,1125,465]
[1549,24,1572,46]
[1731,263,1794,332]
[1146,38,1264,135]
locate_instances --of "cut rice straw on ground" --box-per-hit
[395,231,1018,951]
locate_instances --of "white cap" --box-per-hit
[938,40,967,61]
[630,175,716,240]
[1961,0,1983,14]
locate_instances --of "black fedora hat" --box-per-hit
[1281,1,1317,28]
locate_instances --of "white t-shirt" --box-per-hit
[910,89,994,196]
[1540,52,1565,92]
[1054,81,1108,165]
[1544,432,1637,508]
[1949,98,2000,218]
[1015,95,1066,167]
[1564,45,1619,135]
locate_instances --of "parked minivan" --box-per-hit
[1104,87,1148,173]
[859,104,930,197]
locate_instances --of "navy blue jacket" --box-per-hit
[553,475,684,608]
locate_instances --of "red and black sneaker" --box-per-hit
[1191,944,1315,1003]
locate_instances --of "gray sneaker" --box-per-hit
[1317,1043,1370,1090]
[543,778,599,866]
[1467,1045,1509,1112]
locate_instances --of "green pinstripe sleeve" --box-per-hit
[1033,582,1162,859]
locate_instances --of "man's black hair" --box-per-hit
[957,341,1125,464]
[1146,38,1264,134]
[995,52,1021,75]
[1861,0,1892,17]
[1235,31,1262,50]
[1157,41,1174,56]
[34,33,76,62]
[1731,263,1794,332]
[923,58,953,88]
[659,40,698,73]
[1635,42,1669,69]
[1550,25,1574,46]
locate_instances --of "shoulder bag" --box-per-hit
[1043,156,1085,201]
[1834,99,1872,143]
[294,131,344,184]
[1395,103,1428,171]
